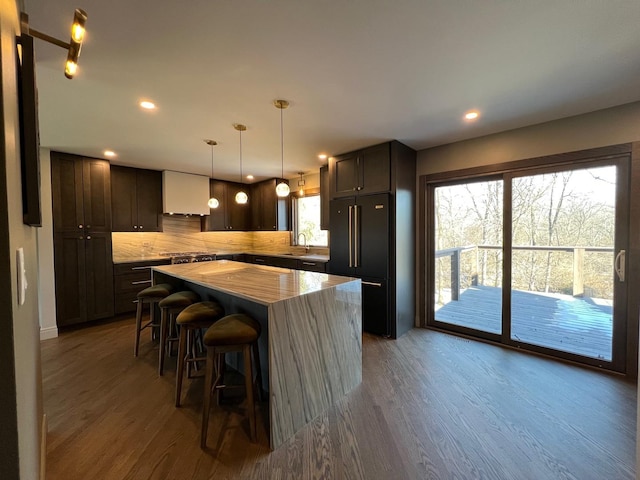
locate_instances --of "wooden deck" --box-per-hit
[435,285,613,361]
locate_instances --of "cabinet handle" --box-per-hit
[131,280,152,285]
[78,224,83,229]
[302,262,316,266]
[131,266,152,271]
[79,236,84,240]
[255,258,265,263]
[133,225,138,229]
[86,235,92,240]
[361,281,382,287]
[139,225,143,230]
[86,225,91,228]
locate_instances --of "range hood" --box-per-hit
[162,171,210,215]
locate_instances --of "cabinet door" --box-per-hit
[328,197,356,276]
[330,152,359,198]
[135,169,163,232]
[355,193,389,279]
[53,232,86,326]
[51,153,84,233]
[82,158,112,232]
[262,181,277,230]
[250,182,263,230]
[84,232,114,321]
[227,182,250,230]
[360,143,390,195]
[320,165,329,230]
[110,166,137,232]
[202,180,227,231]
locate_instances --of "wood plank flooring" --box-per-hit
[436,285,613,360]
[42,315,636,479]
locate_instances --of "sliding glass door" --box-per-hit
[427,157,629,371]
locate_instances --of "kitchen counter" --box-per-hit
[152,260,361,449]
[113,251,329,264]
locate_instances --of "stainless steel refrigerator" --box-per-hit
[328,193,390,335]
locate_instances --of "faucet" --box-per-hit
[297,233,310,252]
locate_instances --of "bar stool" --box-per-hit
[174,301,225,407]
[200,313,263,448]
[158,290,201,376]
[134,283,174,357]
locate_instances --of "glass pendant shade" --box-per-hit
[235,190,248,204]
[276,181,290,197]
[207,197,219,209]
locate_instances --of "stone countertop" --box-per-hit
[246,252,329,262]
[152,260,355,306]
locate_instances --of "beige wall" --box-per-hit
[418,101,640,175]
[38,149,57,339]
[0,0,44,478]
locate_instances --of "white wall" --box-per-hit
[37,148,57,339]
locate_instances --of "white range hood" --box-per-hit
[162,170,210,215]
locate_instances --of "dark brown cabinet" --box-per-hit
[250,179,289,231]
[201,180,250,231]
[113,259,171,314]
[327,140,416,338]
[320,165,329,230]
[51,152,114,327]
[329,143,390,198]
[111,166,162,232]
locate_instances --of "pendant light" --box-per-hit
[234,124,248,204]
[205,139,219,209]
[274,99,290,197]
[297,171,305,196]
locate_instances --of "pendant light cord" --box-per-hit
[239,128,243,183]
[280,106,284,180]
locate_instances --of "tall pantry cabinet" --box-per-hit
[51,151,114,326]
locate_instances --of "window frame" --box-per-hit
[291,187,328,247]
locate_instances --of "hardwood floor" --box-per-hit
[42,316,636,479]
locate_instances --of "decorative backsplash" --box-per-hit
[112,215,328,262]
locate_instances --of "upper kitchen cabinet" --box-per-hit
[329,143,390,198]
[320,165,329,230]
[51,151,114,327]
[250,179,289,231]
[202,180,250,231]
[111,166,163,232]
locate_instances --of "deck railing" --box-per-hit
[436,245,614,301]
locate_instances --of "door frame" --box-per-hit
[419,143,640,376]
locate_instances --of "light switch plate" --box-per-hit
[17,247,27,305]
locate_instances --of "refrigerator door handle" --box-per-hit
[354,204,359,268]
[348,205,353,268]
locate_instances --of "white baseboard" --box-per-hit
[40,414,47,480]
[40,326,58,341]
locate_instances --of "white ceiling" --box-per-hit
[23,0,640,182]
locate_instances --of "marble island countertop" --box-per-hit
[153,260,353,306]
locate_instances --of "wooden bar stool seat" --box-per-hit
[134,283,174,357]
[158,290,201,375]
[174,301,225,407]
[200,313,263,448]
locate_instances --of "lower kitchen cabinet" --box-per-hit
[113,259,171,314]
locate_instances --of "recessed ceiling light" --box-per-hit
[139,100,156,110]
[318,154,327,160]
[464,111,479,120]
[103,150,116,157]
[246,174,254,180]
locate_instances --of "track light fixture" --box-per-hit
[19,8,87,79]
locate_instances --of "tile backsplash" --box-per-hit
[112,216,328,262]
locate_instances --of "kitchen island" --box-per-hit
[152,260,362,449]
